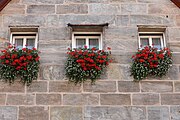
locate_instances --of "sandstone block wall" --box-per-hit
[0,0,180,120]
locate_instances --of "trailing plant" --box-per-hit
[65,46,112,84]
[0,44,40,85]
[130,46,172,81]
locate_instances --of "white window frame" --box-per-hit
[10,32,38,49]
[72,32,103,50]
[138,32,166,49]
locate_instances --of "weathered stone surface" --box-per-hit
[50,106,83,120]
[63,94,99,105]
[0,81,25,93]
[138,0,171,3]
[118,81,140,92]
[121,4,147,14]
[118,65,133,80]
[49,81,81,92]
[161,94,180,105]
[6,94,35,105]
[27,81,47,93]
[167,65,179,80]
[1,4,25,14]
[0,94,6,105]
[0,107,17,120]
[148,106,169,120]
[3,15,46,26]
[175,82,180,92]
[27,5,55,14]
[46,15,59,27]
[132,94,160,105]
[19,106,49,120]
[115,15,129,26]
[100,94,131,105]
[111,52,133,64]
[40,65,65,80]
[84,106,146,120]
[170,42,180,52]
[89,4,120,15]
[56,4,88,14]
[36,94,61,105]
[141,81,173,93]
[170,106,180,120]
[110,0,136,3]
[65,0,109,3]
[83,81,116,93]
[39,27,69,40]
[168,28,180,41]
[58,15,115,27]
[148,4,180,14]
[23,0,64,4]
[177,15,180,26]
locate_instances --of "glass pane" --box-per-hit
[140,38,149,48]
[76,38,86,48]
[89,38,99,49]
[27,38,35,49]
[152,38,161,50]
[15,38,23,49]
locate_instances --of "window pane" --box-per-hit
[76,38,86,48]
[89,38,99,49]
[27,38,35,49]
[140,38,149,48]
[152,38,161,49]
[15,38,23,49]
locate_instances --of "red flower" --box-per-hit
[107,47,111,50]
[5,60,9,64]
[35,56,40,61]
[102,55,107,59]
[84,46,87,49]
[139,59,145,63]
[33,48,36,50]
[92,47,96,51]
[22,48,26,51]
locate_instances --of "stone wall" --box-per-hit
[0,0,180,120]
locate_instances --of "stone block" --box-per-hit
[172,53,180,64]
[49,81,81,92]
[168,28,180,41]
[119,64,133,80]
[132,94,160,105]
[175,82,180,92]
[176,15,180,26]
[0,81,25,93]
[1,4,25,14]
[100,94,131,105]
[170,106,180,120]
[40,65,65,80]
[6,94,35,105]
[148,106,169,120]
[27,81,47,93]
[27,5,55,14]
[115,15,129,26]
[19,106,49,120]
[141,81,173,93]
[63,94,99,105]
[56,4,88,14]
[89,4,120,15]
[118,81,140,92]
[84,106,146,120]
[65,0,109,3]
[161,94,180,105]
[167,65,179,80]
[3,15,46,26]
[148,4,180,14]
[23,0,64,4]
[58,15,115,27]
[39,27,69,40]
[36,94,61,105]
[111,52,133,64]
[46,15,59,27]
[121,4,147,14]
[83,81,116,93]
[0,94,6,105]
[170,42,180,52]
[110,0,136,3]
[50,106,83,120]
[0,106,17,120]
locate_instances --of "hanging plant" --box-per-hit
[130,46,172,81]
[0,44,40,85]
[65,46,112,84]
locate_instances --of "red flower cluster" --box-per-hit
[67,47,112,72]
[132,46,172,69]
[0,45,40,71]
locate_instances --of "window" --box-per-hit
[72,32,102,50]
[10,32,38,49]
[139,32,166,50]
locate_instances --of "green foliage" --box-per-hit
[130,46,172,81]
[0,45,40,85]
[65,47,111,84]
